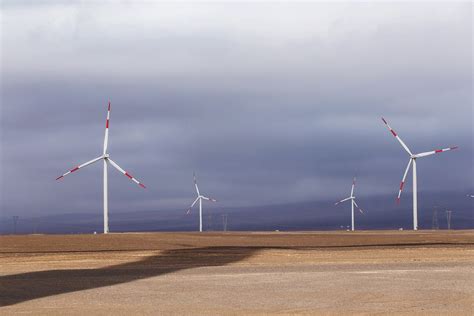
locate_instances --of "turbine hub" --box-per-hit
[104,153,110,159]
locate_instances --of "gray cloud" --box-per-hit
[1,2,472,219]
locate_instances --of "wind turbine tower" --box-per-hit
[381,117,458,230]
[56,101,146,234]
[186,173,217,232]
[335,177,364,231]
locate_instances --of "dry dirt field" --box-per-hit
[0,230,473,315]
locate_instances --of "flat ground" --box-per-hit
[0,231,473,315]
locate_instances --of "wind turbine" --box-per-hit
[381,117,458,230]
[335,177,364,231]
[186,173,217,232]
[56,101,146,234]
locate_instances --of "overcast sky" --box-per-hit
[1,1,472,218]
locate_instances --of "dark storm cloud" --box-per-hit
[1,2,472,219]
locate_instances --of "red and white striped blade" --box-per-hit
[107,158,146,189]
[353,200,364,214]
[397,158,413,204]
[202,196,217,202]
[414,146,458,158]
[335,197,351,205]
[193,172,200,195]
[103,100,111,155]
[381,117,413,156]
[186,197,200,214]
[56,156,103,180]
[351,177,356,196]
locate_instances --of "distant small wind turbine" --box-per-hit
[381,117,458,230]
[467,194,474,198]
[56,101,146,234]
[335,177,364,231]
[186,173,217,232]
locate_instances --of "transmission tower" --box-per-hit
[12,216,19,234]
[431,206,439,230]
[446,210,452,230]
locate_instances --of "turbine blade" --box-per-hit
[397,159,413,204]
[201,196,217,202]
[108,158,146,188]
[186,197,200,214]
[381,117,413,155]
[413,146,458,158]
[353,200,364,214]
[103,100,111,154]
[56,156,103,180]
[193,172,200,195]
[335,197,351,205]
[351,177,356,196]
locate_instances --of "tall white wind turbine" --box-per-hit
[186,173,217,232]
[381,117,458,230]
[335,177,364,231]
[56,101,146,234]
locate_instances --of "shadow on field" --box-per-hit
[0,246,258,307]
[1,242,471,307]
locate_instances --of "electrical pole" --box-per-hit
[446,210,452,230]
[222,214,228,232]
[432,206,439,230]
[12,216,19,234]
[33,218,38,234]
[207,213,213,231]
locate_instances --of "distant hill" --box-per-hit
[1,192,472,234]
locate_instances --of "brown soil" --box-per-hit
[1,231,473,315]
